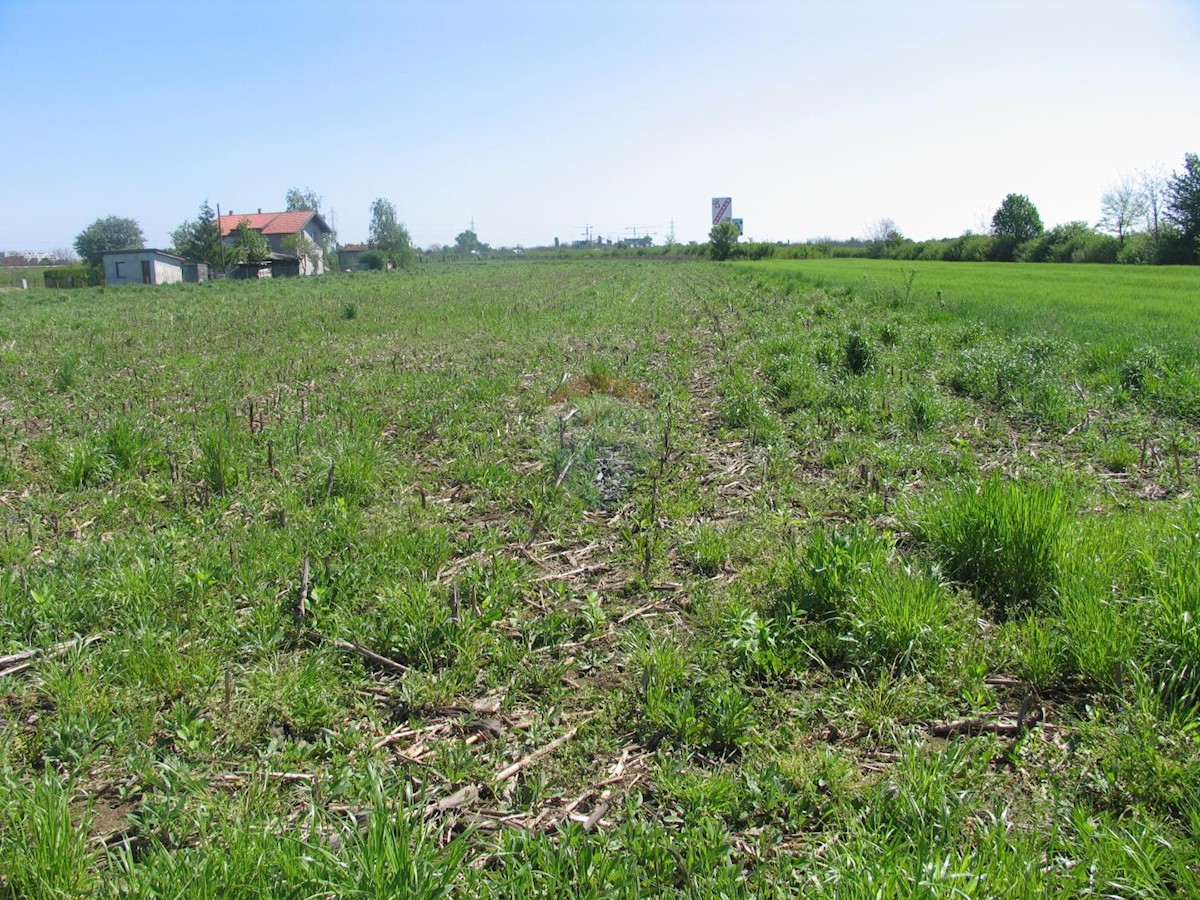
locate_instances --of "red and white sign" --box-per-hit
[711,197,732,226]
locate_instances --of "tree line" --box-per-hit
[855,153,1200,265]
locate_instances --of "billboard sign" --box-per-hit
[711,197,732,226]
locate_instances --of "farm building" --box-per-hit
[102,249,206,285]
[217,209,332,276]
[337,243,371,270]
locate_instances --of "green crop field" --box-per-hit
[737,257,1200,361]
[1,260,1198,896]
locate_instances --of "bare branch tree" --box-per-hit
[1097,175,1148,244]
[1139,163,1168,241]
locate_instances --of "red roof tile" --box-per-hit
[217,210,330,237]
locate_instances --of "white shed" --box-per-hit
[102,249,189,286]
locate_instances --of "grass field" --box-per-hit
[737,258,1200,362]
[1,260,1198,896]
[0,267,53,292]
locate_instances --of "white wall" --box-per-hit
[103,251,184,285]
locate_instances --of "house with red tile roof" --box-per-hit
[217,209,332,276]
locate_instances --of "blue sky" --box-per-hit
[2,0,1198,251]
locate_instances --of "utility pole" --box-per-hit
[217,202,226,273]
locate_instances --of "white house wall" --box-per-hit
[153,259,183,284]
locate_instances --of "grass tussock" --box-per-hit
[912,475,1069,620]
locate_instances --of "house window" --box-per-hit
[114,261,124,278]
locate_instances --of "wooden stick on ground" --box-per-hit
[298,556,310,620]
[494,722,587,784]
[0,634,104,675]
[317,635,409,675]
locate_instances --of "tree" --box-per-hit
[708,221,740,261]
[1097,177,1147,244]
[170,201,224,267]
[230,219,270,265]
[368,197,413,268]
[74,216,144,267]
[281,231,319,274]
[1139,164,1168,241]
[285,187,322,212]
[991,194,1044,243]
[1166,152,1200,263]
[284,187,337,271]
[454,229,481,254]
[989,194,1043,261]
[865,217,904,258]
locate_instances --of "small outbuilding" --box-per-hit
[338,243,370,271]
[102,249,203,286]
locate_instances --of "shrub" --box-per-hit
[359,250,386,270]
[912,475,1069,620]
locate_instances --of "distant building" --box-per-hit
[2,250,63,266]
[102,249,205,286]
[217,209,332,276]
[338,243,370,270]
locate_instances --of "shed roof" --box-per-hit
[101,248,188,262]
[217,210,332,238]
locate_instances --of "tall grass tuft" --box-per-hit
[845,567,967,674]
[53,352,81,392]
[0,774,98,896]
[841,330,877,375]
[60,441,113,488]
[199,427,237,495]
[912,475,1069,620]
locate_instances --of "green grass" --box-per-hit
[738,257,1200,361]
[0,259,1198,895]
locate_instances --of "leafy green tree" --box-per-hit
[170,201,223,267]
[281,231,320,273]
[368,197,414,268]
[231,219,270,265]
[708,221,740,261]
[454,229,484,254]
[74,215,144,267]
[1166,152,1200,263]
[991,194,1044,243]
[990,194,1043,261]
[285,187,321,212]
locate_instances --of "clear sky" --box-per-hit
[2,0,1198,251]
